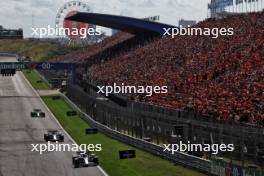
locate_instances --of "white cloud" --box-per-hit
[0,0,211,37]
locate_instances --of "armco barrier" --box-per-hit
[60,93,211,173]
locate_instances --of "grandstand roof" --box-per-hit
[66,12,177,35]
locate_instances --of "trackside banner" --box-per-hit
[211,159,263,176]
[0,63,26,70]
[0,62,75,70]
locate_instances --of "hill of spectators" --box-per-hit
[90,12,264,126]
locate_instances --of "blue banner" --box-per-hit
[0,62,75,70]
[34,62,75,70]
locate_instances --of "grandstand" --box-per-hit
[74,12,264,127]
[48,11,264,166]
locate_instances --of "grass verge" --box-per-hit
[41,96,205,176]
[22,69,50,90]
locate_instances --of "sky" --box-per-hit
[0,0,211,37]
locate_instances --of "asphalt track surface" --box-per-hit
[0,57,104,176]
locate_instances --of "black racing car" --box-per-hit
[72,152,99,168]
[31,109,45,118]
[44,130,64,142]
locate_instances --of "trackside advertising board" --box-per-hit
[119,150,136,159]
[0,62,75,70]
[0,63,26,70]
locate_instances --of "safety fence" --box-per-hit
[65,84,264,158]
[60,93,211,173]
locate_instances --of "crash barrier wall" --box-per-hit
[65,84,264,165]
[60,93,211,173]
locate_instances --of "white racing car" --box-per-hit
[72,152,99,168]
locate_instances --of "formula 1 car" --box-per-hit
[31,109,45,118]
[72,152,99,168]
[44,130,64,142]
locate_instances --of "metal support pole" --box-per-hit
[71,64,76,85]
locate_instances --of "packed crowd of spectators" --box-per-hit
[50,32,134,63]
[90,12,264,126]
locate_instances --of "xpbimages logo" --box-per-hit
[31,25,102,38]
[30,142,102,155]
[97,83,168,97]
[163,26,234,39]
[163,141,234,155]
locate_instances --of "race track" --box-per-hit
[0,57,104,176]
